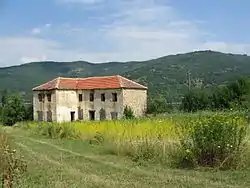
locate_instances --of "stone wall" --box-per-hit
[77,89,123,121]
[122,89,147,117]
[33,90,57,121]
[33,88,147,122]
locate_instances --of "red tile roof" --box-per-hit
[32,75,147,91]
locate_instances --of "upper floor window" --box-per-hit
[79,94,83,102]
[90,92,94,102]
[101,93,105,102]
[112,93,117,102]
[47,93,51,102]
[38,94,43,102]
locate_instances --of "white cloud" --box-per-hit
[31,28,41,35]
[1,0,249,67]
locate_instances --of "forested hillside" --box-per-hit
[0,50,250,101]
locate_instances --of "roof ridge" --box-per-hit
[55,77,60,89]
[32,77,58,91]
[116,75,123,88]
[118,75,147,89]
[58,75,118,80]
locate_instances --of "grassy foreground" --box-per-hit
[2,112,250,187]
[2,128,250,188]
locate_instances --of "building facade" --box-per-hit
[32,75,147,122]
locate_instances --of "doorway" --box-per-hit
[89,110,95,121]
[70,111,75,121]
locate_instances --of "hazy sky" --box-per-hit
[0,0,249,67]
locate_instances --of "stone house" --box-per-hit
[32,75,147,122]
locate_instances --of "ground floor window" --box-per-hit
[111,112,118,120]
[47,111,52,122]
[37,111,43,121]
[89,110,95,120]
[78,107,83,120]
[99,108,106,121]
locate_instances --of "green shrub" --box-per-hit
[33,123,80,139]
[123,106,135,119]
[178,114,248,169]
[89,132,105,145]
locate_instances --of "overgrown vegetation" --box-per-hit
[0,131,27,188]
[19,112,250,170]
[177,114,248,169]
[123,106,135,119]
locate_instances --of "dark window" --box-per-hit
[111,112,118,120]
[47,93,51,102]
[79,94,83,102]
[99,109,106,121]
[112,93,118,102]
[101,93,105,102]
[47,111,52,122]
[89,110,95,120]
[90,92,94,102]
[70,111,75,122]
[38,94,43,102]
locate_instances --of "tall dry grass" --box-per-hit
[0,131,27,188]
[19,111,250,169]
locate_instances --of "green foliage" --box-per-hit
[178,114,248,169]
[147,94,178,114]
[1,94,26,126]
[1,89,8,107]
[180,89,209,112]
[24,104,33,121]
[181,78,250,112]
[31,122,81,139]
[123,106,135,119]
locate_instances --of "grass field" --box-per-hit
[2,112,250,187]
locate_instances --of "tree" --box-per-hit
[147,95,172,114]
[180,89,209,112]
[1,93,26,126]
[24,104,33,121]
[1,89,8,107]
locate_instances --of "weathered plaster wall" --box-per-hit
[122,89,147,117]
[33,90,57,121]
[33,88,147,122]
[56,90,78,122]
[79,89,123,121]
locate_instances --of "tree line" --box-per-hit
[180,77,250,112]
[0,90,33,126]
[1,76,249,124]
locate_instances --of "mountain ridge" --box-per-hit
[1,50,250,101]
